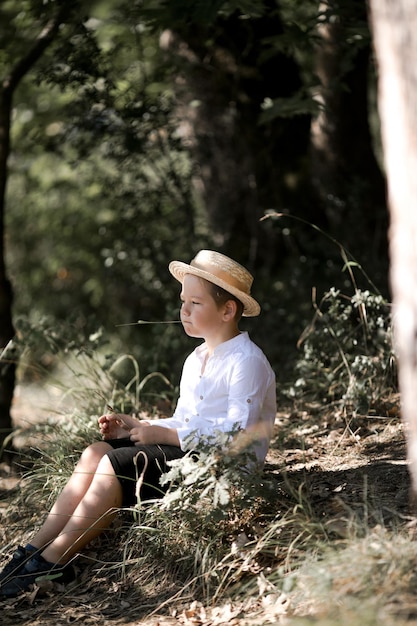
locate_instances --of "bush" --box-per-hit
[288,288,397,414]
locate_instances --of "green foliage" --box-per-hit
[18,410,98,510]
[140,0,268,27]
[159,432,271,523]
[5,1,208,381]
[289,288,396,414]
[260,90,321,122]
[12,315,175,416]
[2,0,389,398]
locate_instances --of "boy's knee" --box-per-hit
[79,441,112,467]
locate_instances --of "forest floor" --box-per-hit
[0,384,411,625]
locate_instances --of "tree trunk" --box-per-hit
[160,9,310,271]
[369,0,417,502]
[311,0,388,290]
[0,77,17,457]
[0,4,75,457]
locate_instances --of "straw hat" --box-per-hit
[169,250,260,317]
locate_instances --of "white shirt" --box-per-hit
[157,332,276,465]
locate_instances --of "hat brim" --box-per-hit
[169,261,261,317]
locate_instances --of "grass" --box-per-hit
[2,407,413,626]
[0,312,414,625]
[3,464,414,625]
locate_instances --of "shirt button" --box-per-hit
[185,418,190,423]
[247,398,252,403]
[200,395,203,400]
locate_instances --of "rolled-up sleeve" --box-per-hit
[225,356,273,429]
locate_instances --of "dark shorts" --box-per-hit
[105,438,186,506]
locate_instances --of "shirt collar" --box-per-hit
[195,331,248,361]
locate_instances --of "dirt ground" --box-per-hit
[0,387,410,625]
[268,397,409,522]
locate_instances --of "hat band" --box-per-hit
[191,260,251,295]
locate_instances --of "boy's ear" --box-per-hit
[223,299,238,320]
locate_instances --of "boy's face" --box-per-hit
[179,274,225,339]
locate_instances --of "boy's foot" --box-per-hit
[0,546,34,583]
[0,553,75,598]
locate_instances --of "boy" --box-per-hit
[0,249,276,598]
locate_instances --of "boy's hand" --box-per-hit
[98,412,139,440]
[130,423,180,447]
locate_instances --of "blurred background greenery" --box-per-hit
[0,0,391,413]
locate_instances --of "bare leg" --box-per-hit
[39,455,123,564]
[29,441,113,552]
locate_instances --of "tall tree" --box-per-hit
[310,0,388,289]
[158,2,310,270]
[0,1,79,455]
[369,0,417,501]
[150,1,389,289]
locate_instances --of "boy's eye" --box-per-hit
[180,298,201,306]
